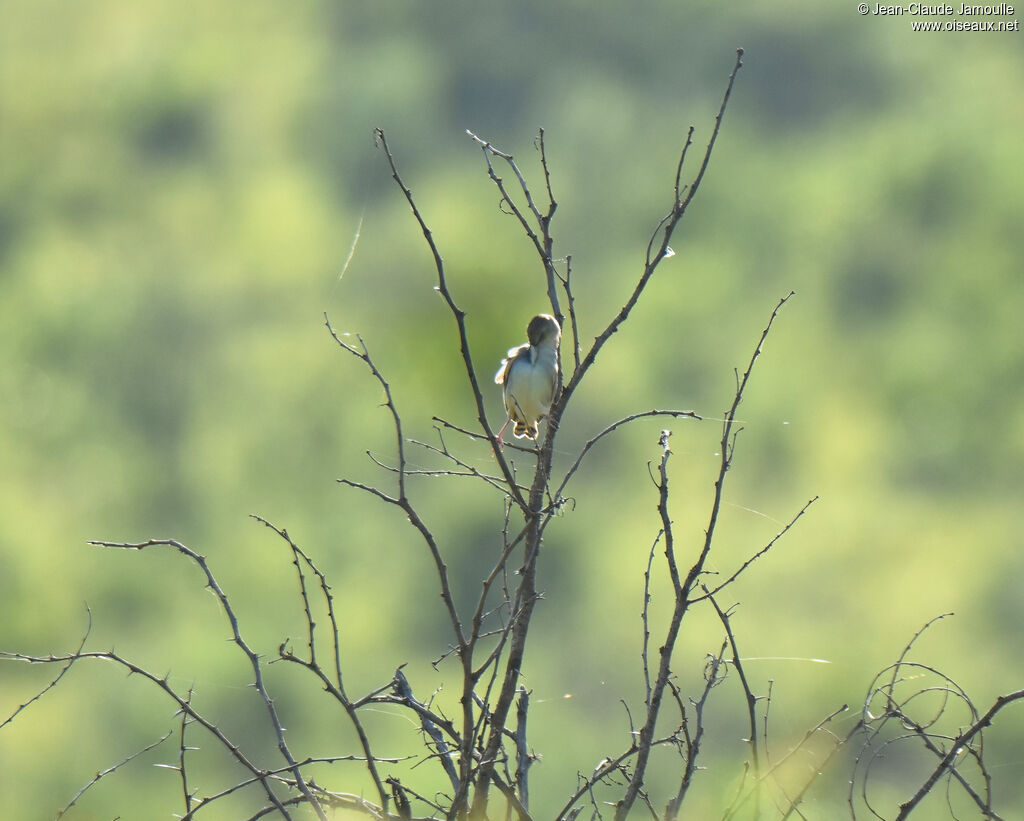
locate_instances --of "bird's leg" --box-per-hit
[495,416,512,450]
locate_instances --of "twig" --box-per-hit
[466,128,561,320]
[251,514,390,813]
[373,128,525,510]
[392,667,461,793]
[767,705,853,821]
[559,48,744,414]
[4,644,296,817]
[56,731,172,819]
[325,318,468,651]
[176,686,197,815]
[405,434,530,496]
[691,494,818,602]
[706,593,761,800]
[641,531,662,708]
[431,416,535,454]
[616,294,787,820]
[663,641,729,818]
[615,431,680,820]
[184,755,410,821]
[514,687,533,810]
[554,409,702,504]
[1,605,92,732]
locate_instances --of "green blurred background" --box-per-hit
[2,1,1022,818]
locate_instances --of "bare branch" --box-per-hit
[554,409,701,503]
[5,645,295,818]
[56,731,172,819]
[514,687,533,810]
[251,514,390,812]
[559,48,744,410]
[392,667,461,793]
[692,494,818,602]
[431,415,533,453]
[641,531,662,708]
[466,128,561,320]
[556,254,582,373]
[326,316,468,656]
[1,605,91,732]
[615,431,680,820]
[373,128,525,511]
[664,641,729,818]
[406,433,530,496]
[615,292,791,819]
[177,686,197,816]
[324,320,408,500]
[706,593,761,788]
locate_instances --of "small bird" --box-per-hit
[495,314,561,442]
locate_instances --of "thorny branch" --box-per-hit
[252,513,391,813]
[87,538,328,820]
[5,642,298,819]
[56,731,173,819]
[559,48,744,411]
[466,127,562,324]
[372,128,526,513]
[0,605,92,733]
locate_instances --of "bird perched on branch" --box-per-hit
[495,314,561,442]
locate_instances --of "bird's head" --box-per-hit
[526,314,561,348]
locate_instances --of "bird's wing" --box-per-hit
[494,343,529,385]
[494,358,510,386]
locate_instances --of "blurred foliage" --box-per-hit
[2,0,1023,818]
